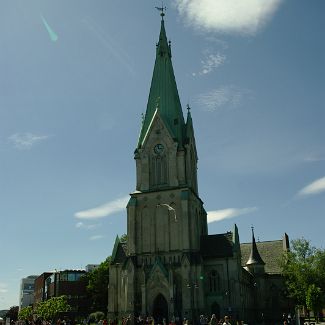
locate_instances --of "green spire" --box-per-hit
[137,16,185,148]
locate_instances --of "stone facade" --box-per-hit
[107,16,291,324]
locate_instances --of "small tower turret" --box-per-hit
[245,227,265,274]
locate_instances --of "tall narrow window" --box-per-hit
[150,153,168,186]
[209,270,220,292]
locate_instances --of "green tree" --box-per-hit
[306,284,323,320]
[282,238,325,316]
[35,296,71,321]
[89,311,105,322]
[18,306,33,321]
[84,256,111,313]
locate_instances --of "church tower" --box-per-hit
[108,12,207,321]
[128,12,207,257]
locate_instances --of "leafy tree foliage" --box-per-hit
[4,306,19,321]
[306,284,323,315]
[84,256,111,313]
[89,311,105,322]
[282,238,325,315]
[34,296,71,321]
[18,306,33,321]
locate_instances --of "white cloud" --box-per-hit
[199,52,226,75]
[175,0,283,35]
[75,222,99,230]
[74,195,129,219]
[196,86,252,112]
[89,235,104,241]
[298,176,325,197]
[76,222,84,228]
[8,132,50,150]
[207,207,257,223]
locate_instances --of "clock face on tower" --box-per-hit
[154,143,164,155]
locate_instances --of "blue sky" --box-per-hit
[0,0,324,310]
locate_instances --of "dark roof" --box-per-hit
[200,233,233,258]
[182,252,203,265]
[241,240,284,274]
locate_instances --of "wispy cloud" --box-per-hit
[207,207,258,223]
[74,196,129,220]
[298,176,325,197]
[304,154,325,162]
[193,51,226,76]
[196,86,252,112]
[8,132,50,150]
[0,283,8,293]
[175,0,283,35]
[75,222,99,230]
[89,235,104,241]
[82,18,135,75]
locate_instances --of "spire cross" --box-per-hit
[155,3,167,18]
[186,104,191,112]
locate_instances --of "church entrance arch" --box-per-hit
[152,294,168,323]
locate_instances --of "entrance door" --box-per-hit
[153,294,168,324]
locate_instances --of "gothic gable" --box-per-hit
[141,108,177,150]
[148,258,169,284]
[135,108,181,191]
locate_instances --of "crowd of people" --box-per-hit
[106,314,246,325]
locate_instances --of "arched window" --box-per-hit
[150,153,168,187]
[209,270,220,292]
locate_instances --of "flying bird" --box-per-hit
[157,203,177,222]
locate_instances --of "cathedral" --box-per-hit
[107,13,291,324]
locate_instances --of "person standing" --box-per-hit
[210,315,217,325]
[222,316,230,325]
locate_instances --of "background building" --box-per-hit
[34,272,53,305]
[85,264,99,273]
[19,275,38,309]
[34,270,89,315]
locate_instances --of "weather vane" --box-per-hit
[155,3,167,17]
